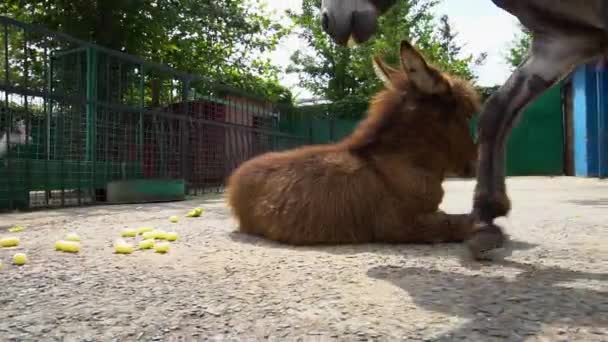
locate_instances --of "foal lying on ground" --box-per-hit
[227,40,480,245]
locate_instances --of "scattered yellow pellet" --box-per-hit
[114,239,134,254]
[165,232,179,242]
[137,227,154,235]
[65,233,80,242]
[55,240,65,250]
[121,229,138,237]
[0,260,2,271]
[8,225,24,233]
[62,241,80,253]
[141,231,155,240]
[114,243,134,254]
[55,240,80,253]
[138,239,155,250]
[13,253,27,265]
[153,230,168,240]
[154,242,170,254]
[169,216,179,223]
[186,207,204,218]
[0,237,20,247]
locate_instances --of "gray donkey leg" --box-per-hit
[469,33,603,260]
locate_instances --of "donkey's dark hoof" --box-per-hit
[466,224,507,261]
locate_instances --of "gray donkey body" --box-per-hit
[321,0,608,260]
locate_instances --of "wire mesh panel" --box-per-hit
[0,16,310,212]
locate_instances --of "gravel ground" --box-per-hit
[0,176,606,341]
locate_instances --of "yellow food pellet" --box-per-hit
[114,243,134,254]
[154,230,168,240]
[13,253,27,265]
[61,241,81,253]
[55,240,65,250]
[165,232,179,242]
[137,227,154,235]
[186,207,204,217]
[55,240,81,253]
[138,239,155,249]
[154,242,170,253]
[169,216,179,223]
[141,231,155,240]
[121,229,138,237]
[8,225,24,233]
[0,237,20,247]
[65,233,80,242]
[0,260,3,271]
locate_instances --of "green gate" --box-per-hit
[470,82,564,176]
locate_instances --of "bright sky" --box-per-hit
[264,0,522,100]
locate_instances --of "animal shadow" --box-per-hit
[228,230,538,260]
[368,260,608,341]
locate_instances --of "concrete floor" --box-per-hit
[0,176,606,341]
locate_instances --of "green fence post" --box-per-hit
[139,64,145,177]
[85,47,97,163]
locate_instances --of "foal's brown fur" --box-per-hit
[226,41,480,245]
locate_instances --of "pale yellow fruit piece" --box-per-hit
[154,230,168,240]
[65,233,80,242]
[121,229,138,237]
[8,225,24,233]
[114,244,134,254]
[186,207,204,217]
[60,241,80,253]
[165,232,179,242]
[137,227,154,235]
[55,240,66,251]
[13,253,27,265]
[169,216,179,223]
[0,237,20,247]
[138,239,155,250]
[154,242,170,253]
[114,239,134,254]
[141,231,155,240]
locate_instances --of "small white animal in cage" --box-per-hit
[0,120,31,159]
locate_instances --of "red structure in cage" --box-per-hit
[140,94,274,189]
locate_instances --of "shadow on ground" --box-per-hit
[567,198,608,208]
[367,260,608,341]
[228,229,538,262]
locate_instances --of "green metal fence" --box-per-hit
[0,16,309,211]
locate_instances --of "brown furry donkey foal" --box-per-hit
[226,40,480,245]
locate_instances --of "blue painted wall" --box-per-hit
[573,62,608,177]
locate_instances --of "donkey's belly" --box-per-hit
[493,0,607,32]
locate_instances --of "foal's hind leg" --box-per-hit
[414,211,475,243]
[471,33,602,260]
[374,211,474,244]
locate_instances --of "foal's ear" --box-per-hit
[399,40,448,94]
[372,56,396,89]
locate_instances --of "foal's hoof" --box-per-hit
[466,224,507,261]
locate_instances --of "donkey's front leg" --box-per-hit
[469,34,601,260]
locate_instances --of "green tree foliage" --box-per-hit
[0,0,292,102]
[287,0,487,106]
[505,23,532,71]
